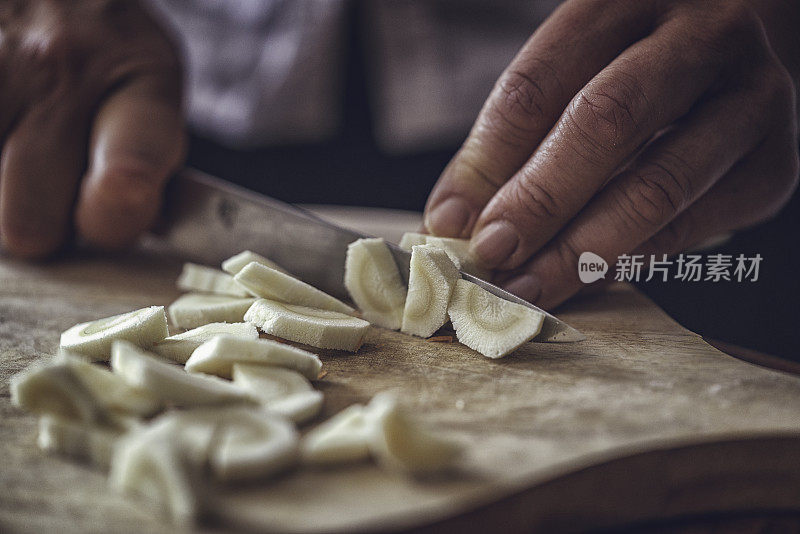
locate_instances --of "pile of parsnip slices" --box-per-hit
[3,243,434,525]
[347,233,545,358]
[11,232,545,526]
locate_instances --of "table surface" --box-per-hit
[2,211,800,533]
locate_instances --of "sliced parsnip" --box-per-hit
[448,279,544,359]
[110,422,203,527]
[222,250,289,275]
[401,244,460,338]
[344,238,407,330]
[302,393,460,472]
[234,262,354,314]
[60,306,168,360]
[152,322,258,364]
[232,364,323,424]
[167,293,255,330]
[11,361,104,425]
[11,356,160,427]
[424,236,491,279]
[208,408,298,481]
[176,262,251,297]
[245,299,370,352]
[185,336,322,380]
[365,392,461,475]
[38,415,121,470]
[399,232,490,278]
[62,354,162,418]
[145,407,299,482]
[300,404,372,465]
[110,341,252,407]
[398,231,428,250]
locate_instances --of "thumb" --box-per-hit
[75,75,185,248]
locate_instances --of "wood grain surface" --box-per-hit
[2,245,800,534]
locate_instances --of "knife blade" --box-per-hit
[155,168,585,343]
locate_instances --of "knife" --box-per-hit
[155,168,585,343]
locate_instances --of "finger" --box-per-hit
[75,74,184,248]
[469,16,738,270]
[499,127,799,309]
[633,134,799,258]
[423,0,657,238]
[0,98,91,258]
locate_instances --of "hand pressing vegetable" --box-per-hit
[423,0,800,309]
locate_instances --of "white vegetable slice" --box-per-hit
[176,262,251,297]
[344,238,407,330]
[60,306,168,360]
[140,407,299,482]
[447,279,544,359]
[401,244,460,338]
[300,404,372,465]
[38,415,121,470]
[208,408,298,481]
[365,392,461,475]
[222,250,289,275]
[232,364,323,424]
[424,236,491,279]
[167,293,255,330]
[152,322,259,364]
[399,232,490,278]
[62,354,162,418]
[234,261,354,314]
[398,231,428,250]
[185,336,322,380]
[11,361,104,424]
[11,356,160,426]
[110,341,252,407]
[245,299,370,351]
[110,423,203,527]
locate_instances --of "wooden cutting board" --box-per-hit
[2,239,800,533]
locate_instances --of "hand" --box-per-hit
[423,0,799,309]
[0,0,185,258]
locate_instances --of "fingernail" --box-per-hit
[502,274,542,302]
[425,197,470,237]
[471,221,519,268]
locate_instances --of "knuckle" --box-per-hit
[617,152,695,229]
[452,147,503,189]
[553,239,583,280]
[563,73,646,163]
[647,215,692,254]
[8,1,182,101]
[715,3,762,41]
[508,172,565,222]
[693,3,767,64]
[762,62,796,113]
[487,67,551,145]
[759,144,800,220]
[18,29,87,90]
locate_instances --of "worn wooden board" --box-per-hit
[2,244,800,533]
